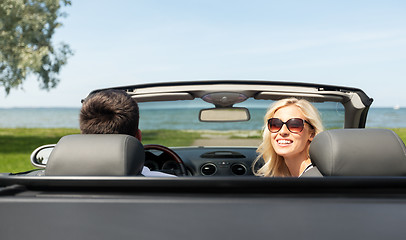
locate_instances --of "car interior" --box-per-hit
[29,128,406,178]
[27,81,404,178]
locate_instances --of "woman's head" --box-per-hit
[254,98,324,177]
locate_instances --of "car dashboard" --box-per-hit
[145,146,258,176]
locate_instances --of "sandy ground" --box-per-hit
[192,136,262,147]
[186,130,262,146]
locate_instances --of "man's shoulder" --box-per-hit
[141,166,177,177]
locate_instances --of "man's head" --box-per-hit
[80,90,141,140]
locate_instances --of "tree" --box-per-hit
[0,0,73,94]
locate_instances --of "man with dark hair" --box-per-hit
[80,89,174,177]
[80,89,141,140]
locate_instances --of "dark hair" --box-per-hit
[80,90,139,136]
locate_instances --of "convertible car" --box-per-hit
[1,80,406,240]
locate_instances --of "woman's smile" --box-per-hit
[276,138,293,146]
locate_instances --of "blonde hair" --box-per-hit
[253,98,324,177]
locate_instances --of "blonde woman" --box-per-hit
[253,98,324,177]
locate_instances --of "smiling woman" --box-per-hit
[254,98,324,177]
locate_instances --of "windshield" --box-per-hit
[138,99,345,147]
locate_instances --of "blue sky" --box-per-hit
[1,0,406,107]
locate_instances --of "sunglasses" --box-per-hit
[267,118,313,133]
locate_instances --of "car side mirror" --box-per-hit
[30,144,55,168]
[199,107,251,122]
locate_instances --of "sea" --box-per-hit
[0,107,405,130]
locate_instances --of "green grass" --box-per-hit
[391,128,406,141]
[0,128,81,173]
[0,128,201,174]
[142,129,201,146]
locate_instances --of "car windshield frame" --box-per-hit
[91,80,373,129]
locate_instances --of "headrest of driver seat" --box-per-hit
[45,134,145,176]
[309,129,406,176]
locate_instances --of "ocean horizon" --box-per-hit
[0,107,405,129]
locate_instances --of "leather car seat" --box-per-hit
[45,134,145,176]
[308,129,406,176]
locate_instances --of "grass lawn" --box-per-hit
[1,128,405,174]
[391,128,406,141]
[0,128,81,173]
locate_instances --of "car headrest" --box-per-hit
[45,134,145,176]
[309,129,406,176]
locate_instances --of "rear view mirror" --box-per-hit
[199,107,251,122]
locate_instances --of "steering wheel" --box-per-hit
[143,144,188,176]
